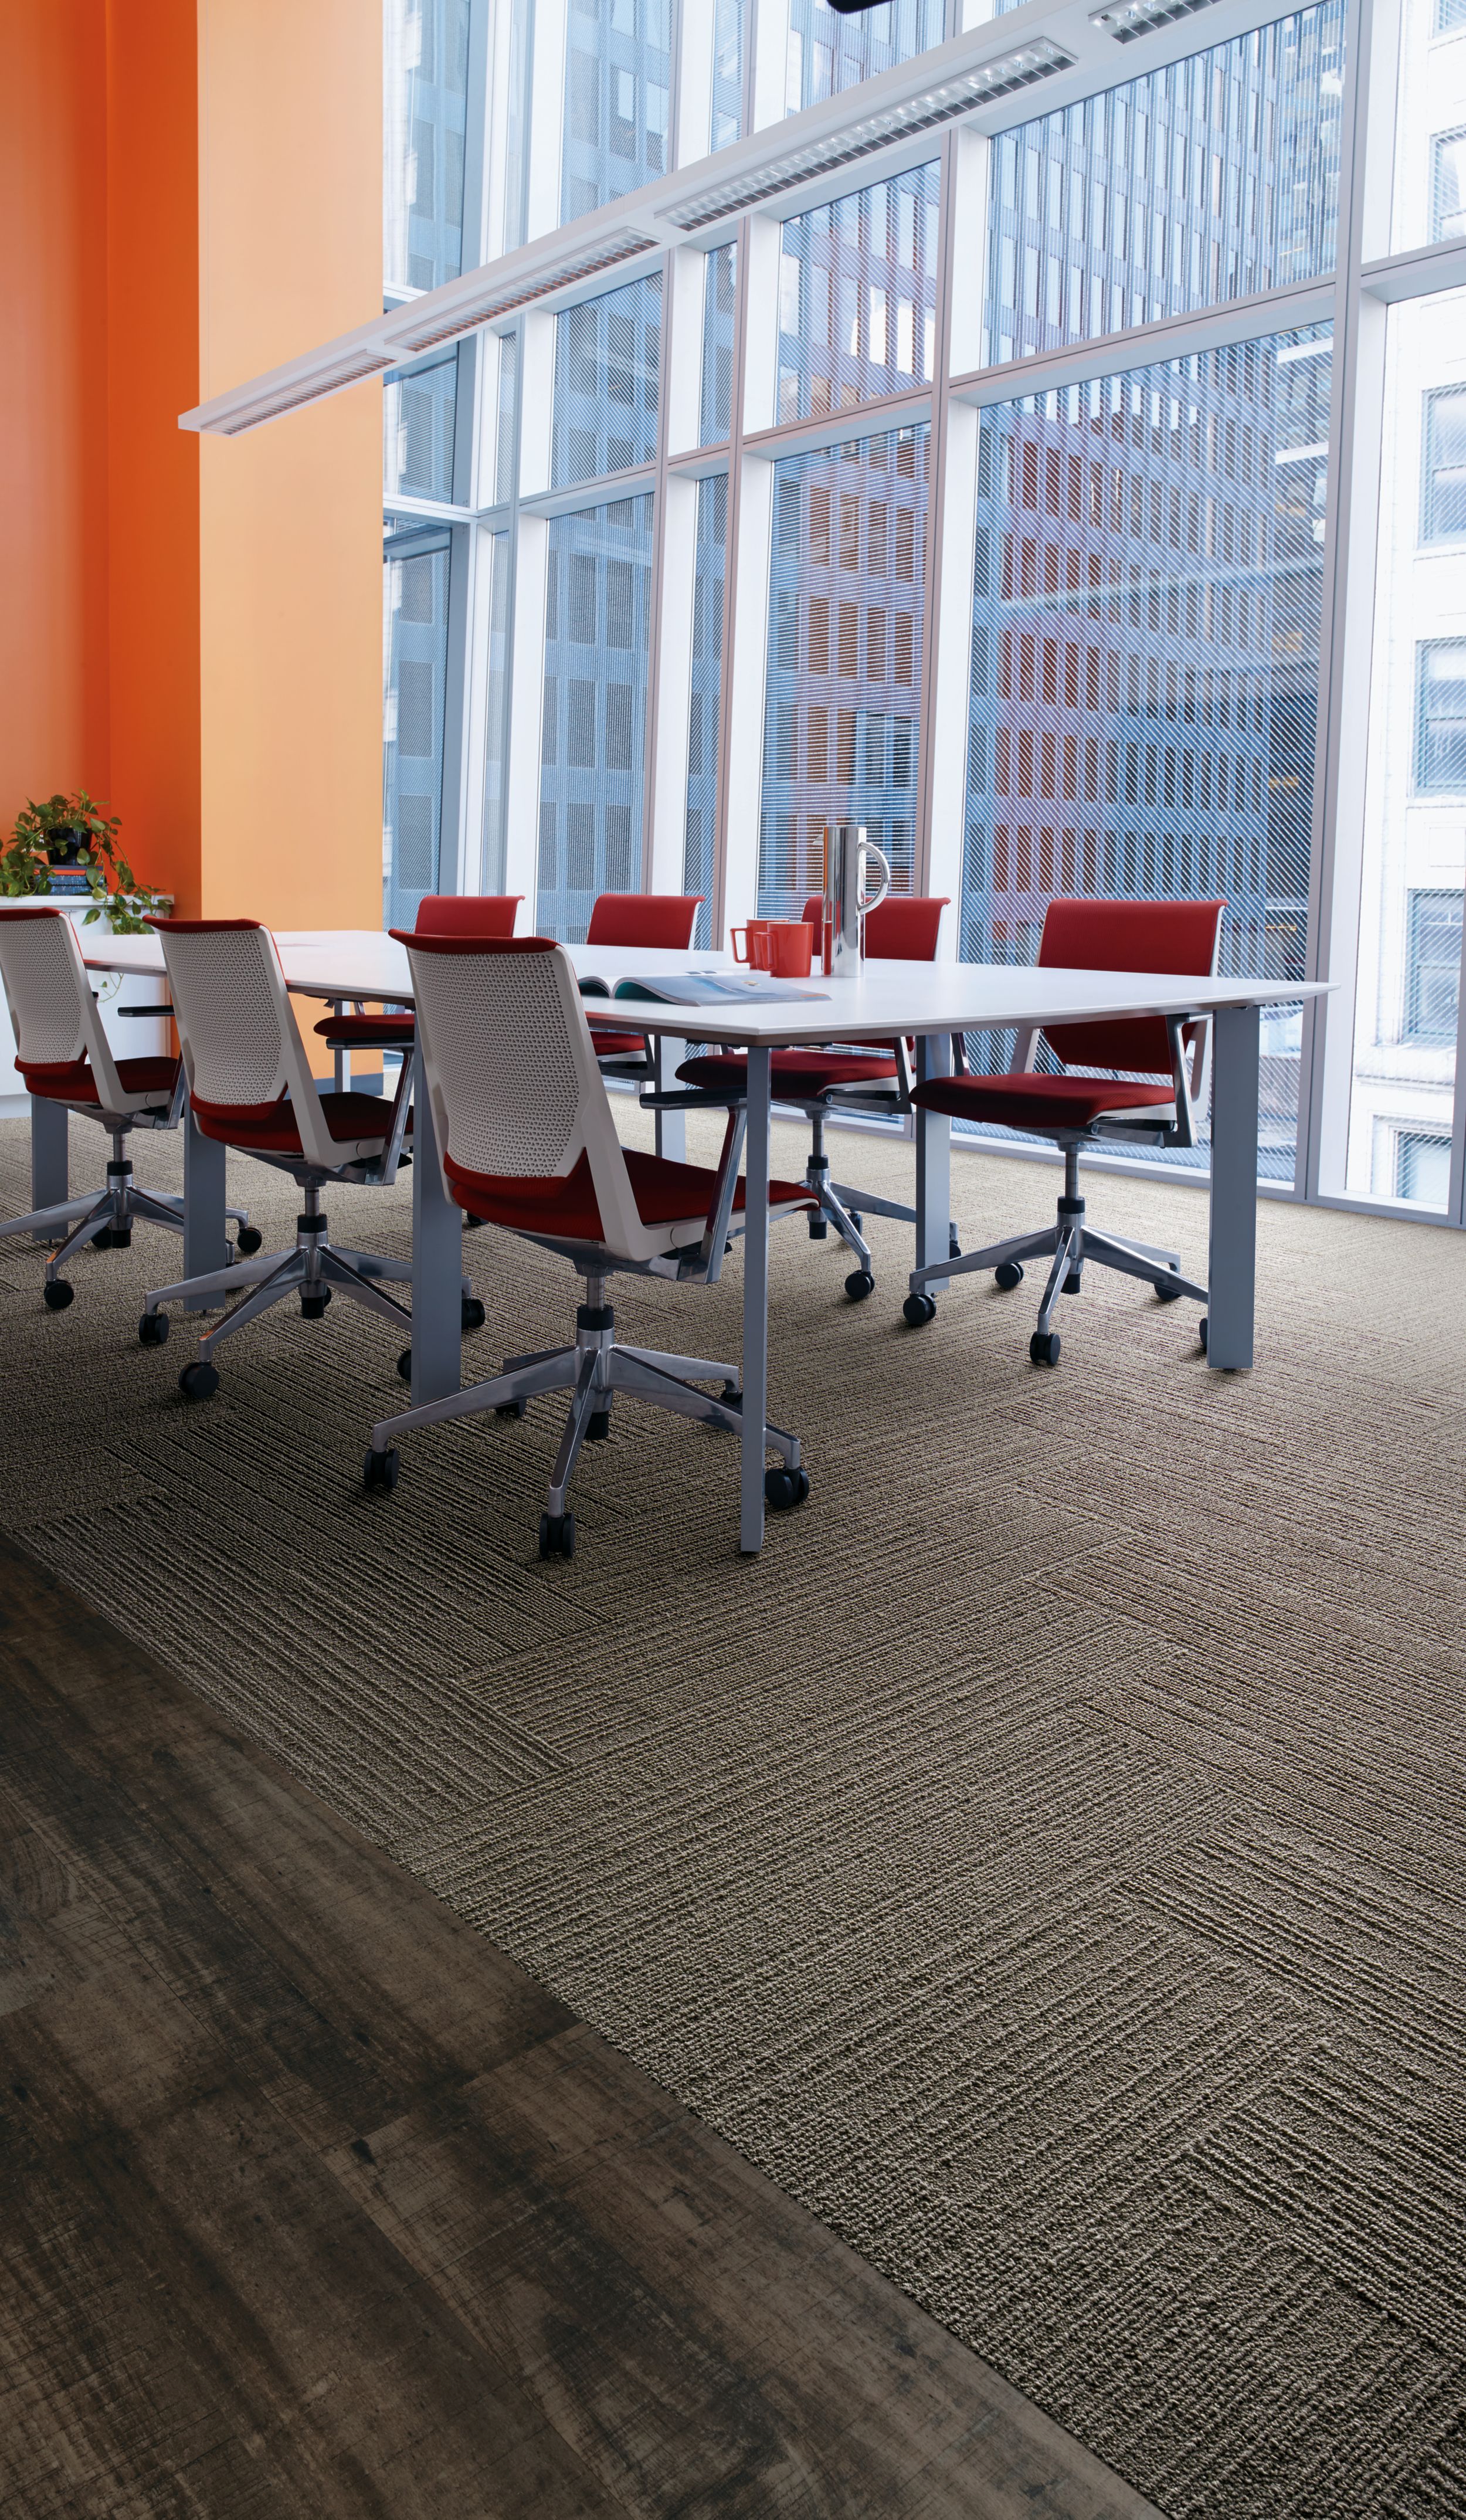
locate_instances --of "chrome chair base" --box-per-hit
[1,1132,248,1291]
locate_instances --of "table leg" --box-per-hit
[182,1107,229,1310]
[915,1032,953,1286]
[740,1044,771,1556]
[30,1097,68,1236]
[653,1035,687,1164]
[410,1050,462,1406]
[1206,1001,1260,1371]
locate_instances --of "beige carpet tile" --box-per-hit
[2,1109,1464,2518]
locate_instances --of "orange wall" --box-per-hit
[197,0,382,930]
[0,0,111,829]
[1,1,381,937]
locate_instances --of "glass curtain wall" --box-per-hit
[376,0,1466,1221]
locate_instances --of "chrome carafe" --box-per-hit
[822,822,891,979]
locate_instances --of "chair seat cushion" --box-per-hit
[677,1048,900,1101]
[913,1071,1176,1130]
[586,1025,651,1060]
[19,1055,179,1108]
[314,1011,415,1047]
[190,1089,410,1157]
[446,1146,813,1244]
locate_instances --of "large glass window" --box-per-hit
[778,165,939,427]
[552,274,663,491]
[712,0,745,150]
[1416,640,1466,790]
[985,6,1343,367]
[961,330,1331,1180]
[1423,385,1466,540]
[784,0,944,118]
[385,0,474,296]
[685,476,728,948]
[384,354,459,504]
[758,424,929,918]
[537,496,654,940]
[384,537,452,928]
[1434,129,1466,240]
[701,245,738,446]
[562,0,671,225]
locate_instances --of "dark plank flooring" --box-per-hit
[0,1535,1163,2520]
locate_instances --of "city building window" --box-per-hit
[1423,385,1466,540]
[1404,889,1462,1040]
[1432,127,1466,240]
[1415,640,1466,792]
[1433,0,1466,36]
[1396,1130,1452,1205]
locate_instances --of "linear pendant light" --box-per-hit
[1088,0,1223,39]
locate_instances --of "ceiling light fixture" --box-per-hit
[667,39,1074,230]
[385,228,659,355]
[216,350,396,435]
[1088,0,1222,39]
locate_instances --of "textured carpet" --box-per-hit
[1,1107,1464,2520]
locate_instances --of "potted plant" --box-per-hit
[0,791,167,936]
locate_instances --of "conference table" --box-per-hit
[49,926,1323,1554]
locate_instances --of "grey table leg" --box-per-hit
[30,1097,68,1237]
[182,1107,229,1310]
[653,1035,687,1164]
[409,1050,462,1406]
[740,1044,771,1556]
[915,1031,953,1286]
[1206,1001,1260,1371]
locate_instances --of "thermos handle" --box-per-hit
[857,840,891,917]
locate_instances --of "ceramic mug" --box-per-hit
[731,920,773,969]
[765,921,814,979]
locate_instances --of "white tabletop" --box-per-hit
[85,926,1326,1046]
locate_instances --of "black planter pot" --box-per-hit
[45,829,85,869]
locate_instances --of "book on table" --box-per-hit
[578,973,829,1008]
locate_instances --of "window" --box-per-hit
[384,354,459,505]
[1405,890,1462,1042]
[561,0,671,223]
[778,165,939,428]
[1423,385,1466,539]
[1416,640,1466,791]
[384,538,452,928]
[552,274,662,490]
[685,476,728,948]
[385,0,476,296]
[538,497,654,940]
[784,0,943,118]
[701,245,737,446]
[1434,0,1466,34]
[1433,128,1466,240]
[1396,1130,1452,1204]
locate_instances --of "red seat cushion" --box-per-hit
[19,1056,179,1105]
[446,1145,813,1240]
[677,1048,900,1101]
[314,1010,415,1047]
[586,1022,651,1059]
[189,1089,410,1155]
[913,1071,1177,1130]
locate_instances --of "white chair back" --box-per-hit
[402,934,667,1261]
[150,920,346,1170]
[0,908,133,1110]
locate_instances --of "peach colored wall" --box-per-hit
[196,0,382,930]
[0,0,111,832]
[106,0,202,911]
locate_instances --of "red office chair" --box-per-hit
[673,894,958,1300]
[138,919,479,1398]
[0,905,253,1306]
[362,932,815,1559]
[902,897,1224,1364]
[579,893,704,1075]
[313,895,523,1069]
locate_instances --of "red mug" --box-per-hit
[731,920,773,970]
[765,921,814,979]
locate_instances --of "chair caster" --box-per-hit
[1199,1316,1208,1353]
[462,1212,486,1230]
[494,1399,526,1419]
[300,1290,331,1320]
[138,1311,169,1347]
[844,1269,874,1302]
[397,1347,413,1382]
[236,1225,263,1256]
[539,1511,576,1560]
[178,1360,220,1401]
[1155,1273,1184,1303]
[847,1210,864,1232]
[807,1216,828,1240]
[586,1407,611,1443]
[1030,1330,1061,1367]
[461,1295,485,1332]
[949,1229,962,1260]
[993,1261,1024,1291]
[718,1382,742,1412]
[363,1445,399,1493]
[43,1279,74,1312]
[764,1465,810,1511]
[96,1226,131,1250]
[1062,1271,1082,1295]
[902,1292,936,1327]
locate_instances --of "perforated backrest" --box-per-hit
[1038,897,1225,1074]
[865,896,949,962]
[415,894,522,937]
[0,907,124,1097]
[585,894,702,951]
[150,918,342,1167]
[398,932,656,1259]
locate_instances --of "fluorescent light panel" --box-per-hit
[1088,0,1222,40]
[385,227,659,355]
[217,350,395,435]
[667,38,1074,230]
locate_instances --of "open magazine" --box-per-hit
[578,972,829,1008]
